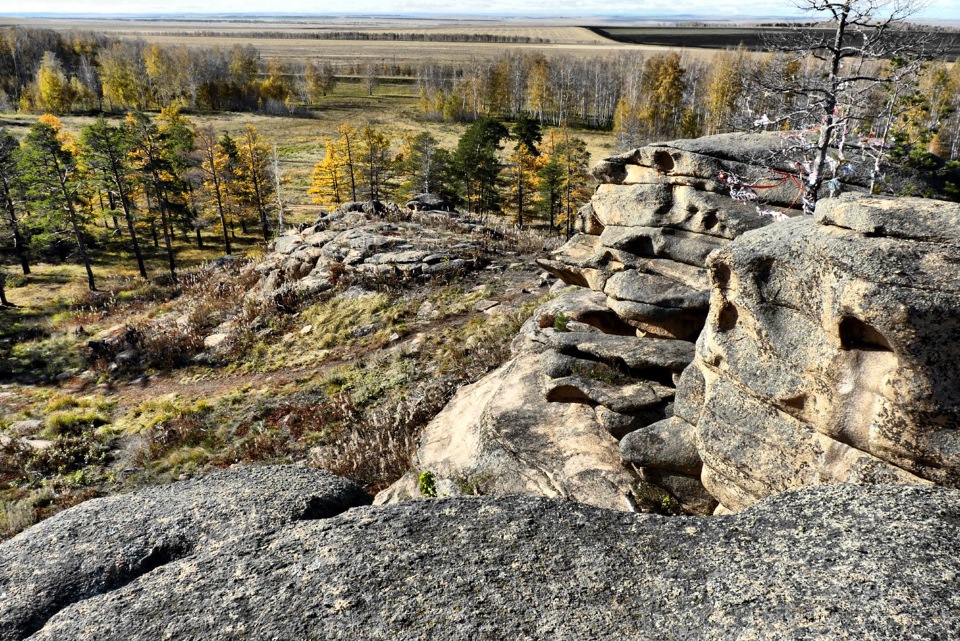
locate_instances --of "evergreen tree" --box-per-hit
[394,131,454,201]
[127,111,181,279]
[0,129,30,275]
[80,116,148,279]
[453,116,508,216]
[20,115,95,290]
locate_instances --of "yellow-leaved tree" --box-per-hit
[309,139,349,208]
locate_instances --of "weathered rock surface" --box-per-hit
[376,349,638,511]
[0,466,371,641]
[685,193,960,511]
[5,472,960,640]
[247,206,491,308]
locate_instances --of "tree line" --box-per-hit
[124,30,548,44]
[309,114,593,233]
[415,48,960,164]
[0,108,280,298]
[3,23,958,169]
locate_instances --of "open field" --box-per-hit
[594,26,960,57]
[1,17,719,64]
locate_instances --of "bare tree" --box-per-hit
[760,0,938,212]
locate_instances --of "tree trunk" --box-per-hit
[214,183,232,255]
[153,180,177,281]
[112,187,146,280]
[2,188,30,275]
[67,202,96,291]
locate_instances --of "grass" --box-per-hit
[0,121,563,539]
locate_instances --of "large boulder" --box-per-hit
[0,466,371,641]
[682,193,960,511]
[4,473,959,640]
[375,350,638,512]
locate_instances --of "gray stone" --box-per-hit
[544,375,672,414]
[542,329,695,372]
[620,416,702,475]
[9,480,960,641]
[0,466,371,641]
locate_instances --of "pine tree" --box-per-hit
[0,129,30,275]
[20,115,95,290]
[453,116,508,216]
[127,112,181,279]
[394,131,453,201]
[80,116,148,279]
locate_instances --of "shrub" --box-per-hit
[418,471,438,498]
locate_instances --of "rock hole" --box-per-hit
[628,366,681,388]
[297,492,373,521]
[653,150,676,173]
[621,236,656,258]
[701,211,719,230]
[712,264,732,289]
[717,303,738,333]
[838,316,893,352]
[782,395,805,410]
[755,258,775,285]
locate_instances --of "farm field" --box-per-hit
[594,25,960,57]
[2,16,713,64]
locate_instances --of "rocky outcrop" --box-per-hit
[249,206,488,305]
[383,135,795,513]
[0,466,371,641]
[3,467,959,640]
[405,192,454,212]
[677,193,960,511]
[383,135,960,515]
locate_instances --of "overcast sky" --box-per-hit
[3,0,958,19]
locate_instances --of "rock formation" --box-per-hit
[382,133,800,513]
[680,192,960,511]
[250,203,488,305]
[0,466,371,641]
[2,468,958,640]
[383,133,960,515]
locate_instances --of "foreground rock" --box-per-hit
[0,466,371,641]
[3,469,959,640]
[679,193,960,511]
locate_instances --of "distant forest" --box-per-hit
[1,24,960,165]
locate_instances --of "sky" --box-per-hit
[2,0,958,20]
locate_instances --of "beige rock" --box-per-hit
[376,352,637,512]
[685,194,960,510]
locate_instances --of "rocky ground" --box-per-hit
[0,202,558,538]
[2,466,958,640]
[3,133,960,639]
